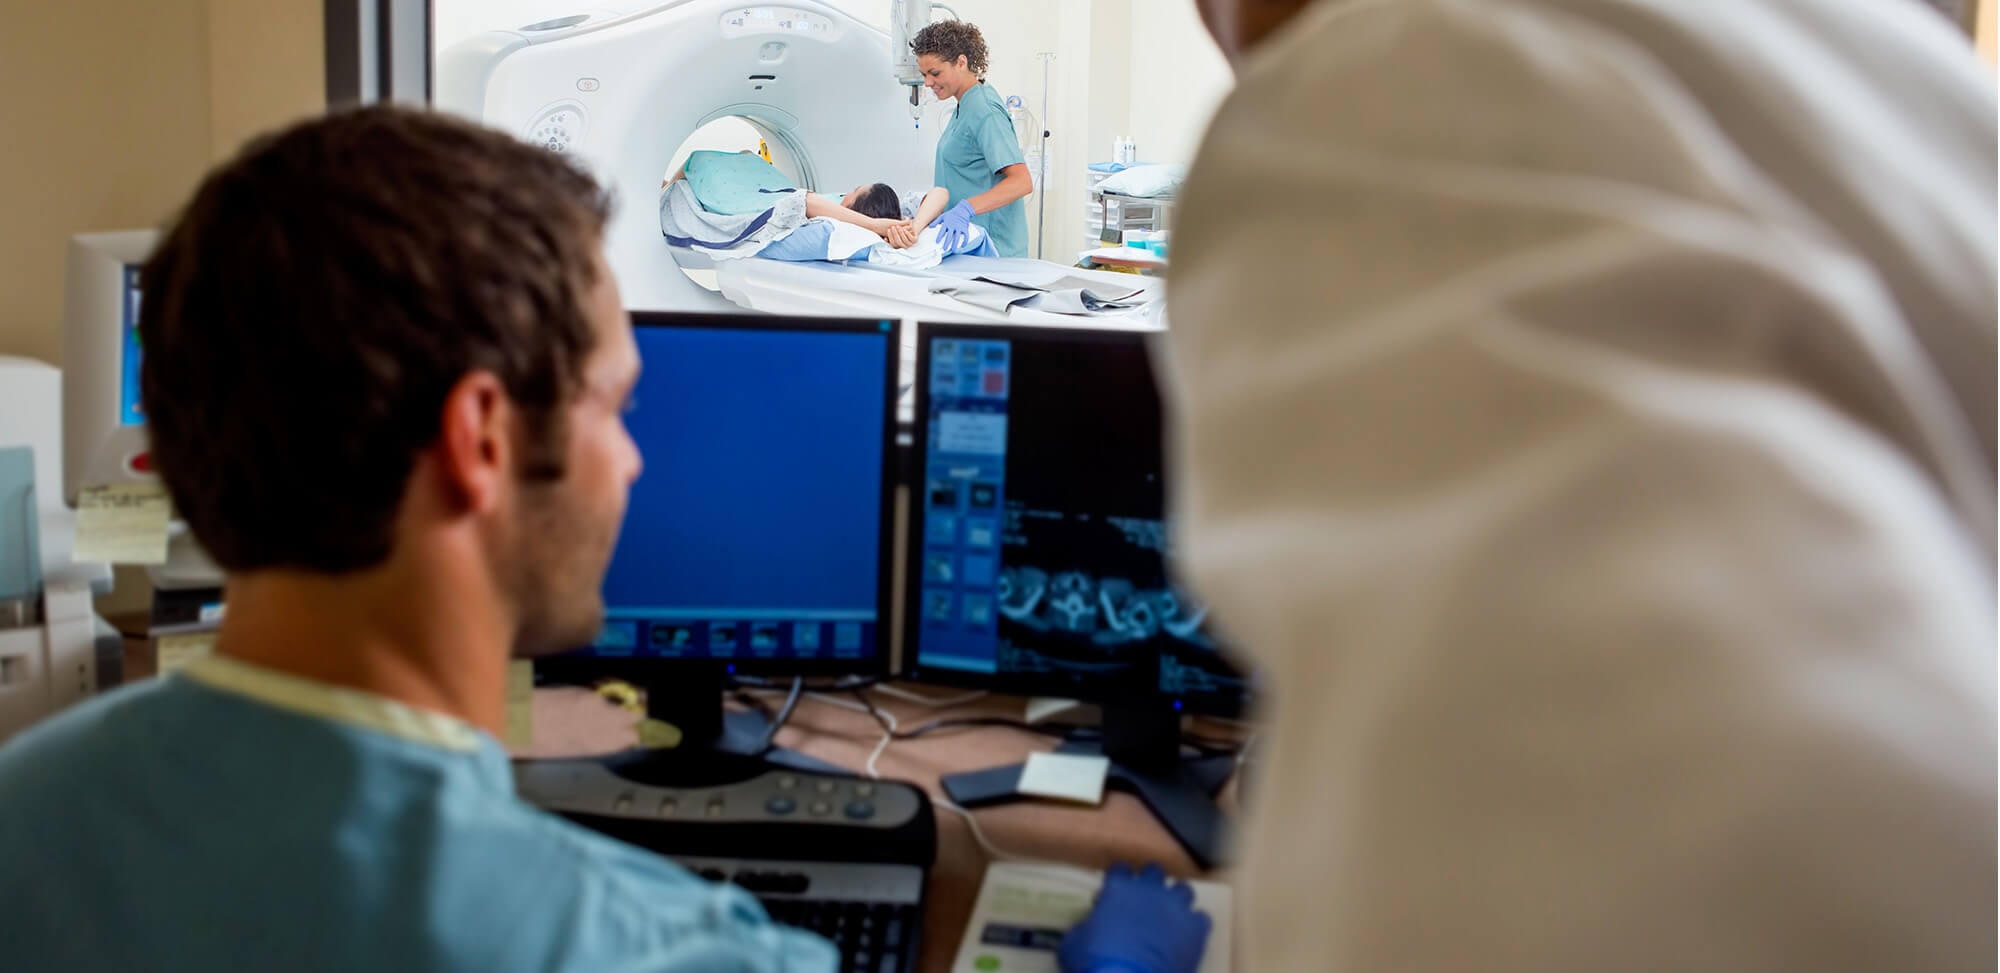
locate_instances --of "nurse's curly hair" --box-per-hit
[910,20,989,78]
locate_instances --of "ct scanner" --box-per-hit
[436,0,1163,326]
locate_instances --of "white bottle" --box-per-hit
[1122,137,1137,165]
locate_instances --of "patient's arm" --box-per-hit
[909,187,949,231]
[878,188,949,249]
[804,192,896,240]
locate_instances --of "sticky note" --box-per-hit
[504,659,534,747]
[73,482,171,565]
[156,631,216,675]
[636,718,684,750]
[1017,751,1110,805]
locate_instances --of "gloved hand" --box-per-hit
[935,200,976,254]
[1056,863,1211,973]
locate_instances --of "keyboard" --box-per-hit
[679,857,924,973]
[515,757,936,973]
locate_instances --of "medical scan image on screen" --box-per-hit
[914,332,1246,703]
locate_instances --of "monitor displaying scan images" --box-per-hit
[902,323,1249,714]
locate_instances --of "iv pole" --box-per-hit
[1034,51,1054,260]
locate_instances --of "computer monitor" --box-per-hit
[61,231,156,503]
[538,311,900,775]
[61,230,222,592]
[901,322,1250,867]
[902,323,1248,709]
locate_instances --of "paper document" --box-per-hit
[970,274,1149,304]
[952,863,1232,973]
[931,280,1148,316]
[1017,752,1109,805]
[156,631,216,676]
[504,659,535,747]
[73,482,172,565]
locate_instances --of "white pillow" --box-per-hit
[1095,163,1186,198]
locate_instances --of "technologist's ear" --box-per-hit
[434,371,512,515]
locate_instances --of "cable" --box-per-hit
[754,677,804,755]
[806,690,1042,863]
[729,672,886,693]
[870,684,989,708]
[843,690,1073,742]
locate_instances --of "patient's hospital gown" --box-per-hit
[1165,0,1995,969]
[0,656,835,972]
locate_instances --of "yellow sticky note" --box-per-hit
[504,659,534,748]
[1018,752,1110,805]
[73,482,172,565]
[156,631,216,676]
[636,718,683,750]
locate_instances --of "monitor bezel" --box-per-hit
[540,310,903,681]
[898,320,1248,717]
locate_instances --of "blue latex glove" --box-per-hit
[1057,863,1212,973]
[935,200,975,254]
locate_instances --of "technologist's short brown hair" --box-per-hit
[139,105,612,574]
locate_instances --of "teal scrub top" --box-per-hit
[936,82,1029,258]
[0,656,836,973]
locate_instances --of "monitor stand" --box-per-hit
[593,667,847,791]
[938,693,1236,871]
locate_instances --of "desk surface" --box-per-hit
[514,685,1241,973]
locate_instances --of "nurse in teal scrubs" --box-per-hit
[911,20,1033,258]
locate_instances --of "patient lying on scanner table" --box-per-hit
[824,182,949,250]
[661,149,993,266]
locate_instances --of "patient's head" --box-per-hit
[847,183,902,220]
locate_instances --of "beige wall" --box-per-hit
[208,0,325,161]
[0,0,213,368]
[1978,0,1995,64]
[0,0,322,371]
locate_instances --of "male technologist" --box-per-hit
[1166,0,1995,970]
[0,107,1200,972]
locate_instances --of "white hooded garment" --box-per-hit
[1163,0,1995,969]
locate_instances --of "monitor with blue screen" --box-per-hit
[540,312,899,756]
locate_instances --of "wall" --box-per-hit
[0,0,322,368]
[1125,0,1231,167]
[0,0,214,368]
[207,0,325,160]
[1080,0,1135,258]
[1980,0,1996,63]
